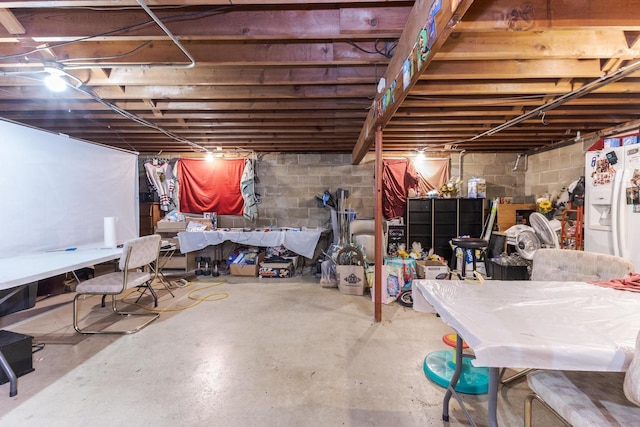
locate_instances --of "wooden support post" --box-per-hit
[374,126,383,322]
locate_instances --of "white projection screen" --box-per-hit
[0,120,139,259]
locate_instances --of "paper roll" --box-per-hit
[104,217,118,248]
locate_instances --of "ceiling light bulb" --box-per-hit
[44,73,67,92]
[205,152,214,162]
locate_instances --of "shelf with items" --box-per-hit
[406,198,484,261]
[560,204,584,250]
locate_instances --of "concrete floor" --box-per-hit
[0,273,562,426]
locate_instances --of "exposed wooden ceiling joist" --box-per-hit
[0,0,637,158]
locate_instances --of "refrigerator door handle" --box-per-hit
[611,169,625,258]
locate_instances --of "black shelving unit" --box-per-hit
[406,198,485,261]
[387,224,406,253]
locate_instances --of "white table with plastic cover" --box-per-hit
[0,247,122,291]
[0,246,122,397]
[177,229,324,259]
[413,279,640,427]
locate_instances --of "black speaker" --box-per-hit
[0,330,34,385]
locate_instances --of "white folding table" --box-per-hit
[0,246,122,396]
[413,279,640,427]
[177,228,324,259]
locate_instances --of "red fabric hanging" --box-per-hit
[382,159,418,219]
[177,158,245,215]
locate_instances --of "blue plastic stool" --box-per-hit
[423,350,489,394]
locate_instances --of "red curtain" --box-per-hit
[177,158,245,215]
[382,159,418,219]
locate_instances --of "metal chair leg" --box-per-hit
[501,368,533,386]
[73,294,159,335]
[524,392,572,427]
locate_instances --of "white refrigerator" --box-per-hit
[584,144,640,271]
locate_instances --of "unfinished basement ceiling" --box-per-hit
[0,0,639,159]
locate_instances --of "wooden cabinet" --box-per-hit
[139,202,162,236]
[407,198,485,261]
[496,203,536,231]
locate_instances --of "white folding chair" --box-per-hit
[72,234,161,334]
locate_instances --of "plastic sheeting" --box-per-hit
[0,120,138,259]
[413,279,640,372]
[178,229,323,259]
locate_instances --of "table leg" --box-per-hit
[442,334,465,421]
[488,367,500,427]
[0,349,17,397]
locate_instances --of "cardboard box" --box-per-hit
[230,253,264,277]
[259,260,293,278]
[155,220,187,234]
[336,265,365,295]
[371,265,403,304]
[604,137,621,148]
[416,260,449,279]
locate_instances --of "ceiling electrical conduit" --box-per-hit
[0,1,203,153]
[453,58,640,146]
[64,0,204,152]
[63,0,196,71]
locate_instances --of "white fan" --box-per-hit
[505,213,560,260]
[529,212,560,249]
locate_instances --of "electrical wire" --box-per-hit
[119,278,229,313]
[0,5,233,63]
[346,39,397,58]
[406,93,548,103]
[32,343,46,354]
[59,5,193,11]
[0,1,215,153]
[57,41,153,64]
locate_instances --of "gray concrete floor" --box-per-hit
[0,273,562,426]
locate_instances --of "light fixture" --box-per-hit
[205,152,214,162]
[43,67,67,92]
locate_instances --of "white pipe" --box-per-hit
[63,0,196,71]
[513,153,522,171]
[451,57,640,144]
[458,149,467,177]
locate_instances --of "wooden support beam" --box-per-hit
[0,8,25,35]
[353,0,477,164]
[374,126,383,323]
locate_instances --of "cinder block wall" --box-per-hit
[141,145,591,228]
[524,137,592,199]
[451,152,528,202]
[223,152,376,229]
